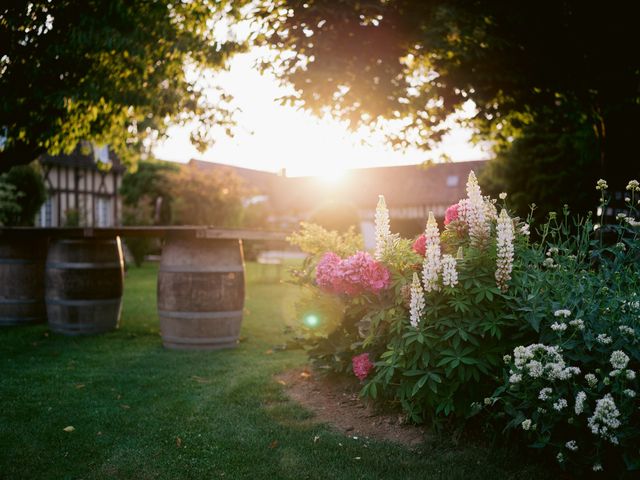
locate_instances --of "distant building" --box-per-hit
[36,142,124,227]
[189,159,487,248]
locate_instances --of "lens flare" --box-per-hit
[303,314,320,328]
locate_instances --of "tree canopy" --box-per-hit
[0,0,248,171]
[259,1,640,185]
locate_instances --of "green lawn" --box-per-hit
[0,263,548,479]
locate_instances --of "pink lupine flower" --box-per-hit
[352,353,374,381]
[444,203,460,225]
[413,234,426,256]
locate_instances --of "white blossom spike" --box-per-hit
[422,212,441,292]
[374,195,391,260]
[465,171,490,246]
[495,208,514,292]
[409,272,425,328]
[441,254,458,287]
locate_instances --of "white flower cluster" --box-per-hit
[465,171,490,245]
[596,334,612,345]
[441,254,458,287]
[587,394,621,445]
[538,387,552,401]
[569,318,585,330]
[511,344,580,383]
[521,419,532,430]
[422,212,441,292]
[551,322,567,332]
[565,440,578,452]
[618,325,635,336]
[609,350,629,370]
[585,373,598,388]
[626,179,640,192]
[553,398,568,411]
[409,272,425,329]
[495,209,514,292]
[374,195,391,260]
[553,309,571,318]
[595,179,608,191]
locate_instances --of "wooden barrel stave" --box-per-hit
[158,236,245,350]
[0,236,47,326]
[45,237,124,335]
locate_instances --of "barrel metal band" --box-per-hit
[0,258,39,265]
[159,265,244,273]
[46,298,122,306]
[0,316,43,322]
[46,261,122,269]
[158,309,243,320]
[0,298,41,304]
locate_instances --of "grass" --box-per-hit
[0,262,549,479]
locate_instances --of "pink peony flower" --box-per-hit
[444,203,460,225]
[315,251,390,296]
[352,353,374,381]
[412,234,426,256]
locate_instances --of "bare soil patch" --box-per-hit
[275,367,427,447]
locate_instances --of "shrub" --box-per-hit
[489,182,640,475]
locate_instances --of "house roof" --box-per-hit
[39,142,125,173]
[187,159,488,215]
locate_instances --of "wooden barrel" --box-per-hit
[45,237,124,335]
[158,236,245,350]
[0,235,47,326]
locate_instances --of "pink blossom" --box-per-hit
[352,353,374,381]
[444,203,460,225]
[315,251,390,296]
[413,234,426,256]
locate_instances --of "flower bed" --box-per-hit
[287,172,640,475]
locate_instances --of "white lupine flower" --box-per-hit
[596,334,612,345]
[588,394,621,444]
[538,387,552,401]
[610,351,629,370]
[551,322,567,332]
[495,209,514,292]
[409,272,425,329]
[465,171,490,245]
[585,373,598,387]
[553,309,571,318]
[553,398,568,411]
[422,212,441,292]
[441,254,458,287]
[374,195,391,260]
[627,370,636,380]
[569,318,585,330]
[575,391,587,415]
[623,389,636,398]
[565,440,578,452]
[520,223,530,236]
[521,419,532,430]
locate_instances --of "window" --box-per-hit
[96,197,112,227]
[93,144,110,164]
[38,198,54,227]
[446,175,459,187]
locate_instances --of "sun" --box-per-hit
[315,166,347,183]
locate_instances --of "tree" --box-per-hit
[168,165,247,226]
[120,159,179,225]
[0,163,46,225]
[258,1,640,190]
[0,1,248,172]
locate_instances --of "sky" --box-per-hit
[153,51,490,178]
